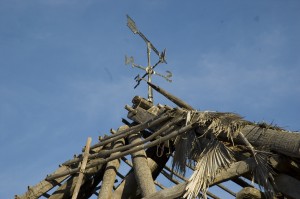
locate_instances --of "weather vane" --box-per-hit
[125,15,172,103]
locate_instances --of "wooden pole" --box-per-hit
[47,124,195,181]
[147,81,194,110]
[128,131,156,197]
[113,141,172,199]
[48,159,105,199]
[120,156,166,190]
[236,187,265,199]
[16,165,73,199]
[143,158,256,199]
[63,115,177,167]
[89,112,170,150]
[71,137,92,199]
[98,127,125,199]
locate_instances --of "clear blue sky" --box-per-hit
[1,1,299,198]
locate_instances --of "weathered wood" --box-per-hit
[142,182,186,199]
[274,174,300,199]
[236,187,265,199]
[161,169,220,199]
[196,122,300,158]
[49,123,195,181]
[127,106,162,128]
[120,156,166,190]
[212,158,256,185]
[48,159,105,199]
[143,158,256,199]
[241,125,300,158]
[71,137,92,199]
[98,128,125,199]
[89,112,170,150]
[128,131,156,197]
[16,165,72,199]
[132,95,153,110]
[147,81,194,110]
[112,145,171,199]
[76,166,107,199]
[270,155,300,180]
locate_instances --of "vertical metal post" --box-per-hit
[146,42,153,102]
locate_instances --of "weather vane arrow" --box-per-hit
[125,15,172,103]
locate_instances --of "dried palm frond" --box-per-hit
[238,130,276,199]
[196,112,247,143]
[172,130,201,176]
[252,152,276,199]
[184,140,234,199]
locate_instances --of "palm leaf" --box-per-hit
[172,131,201,176]
[252,152,276,199]
[184,140,234,199]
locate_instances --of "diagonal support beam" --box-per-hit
[143,158,256,199]
[71,137,92,199]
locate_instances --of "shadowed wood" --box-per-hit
[274,174,300,199]
[48,158,105,199]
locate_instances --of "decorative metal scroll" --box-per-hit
[125,15,172,103]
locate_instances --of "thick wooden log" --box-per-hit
[120,156,165,190]
[16,165,72,199]
[160,169,220,199]
[132,96,153,110]
[112,145,170,199]
[128,131,156,197]
[236,187,265,199]
[98,128,125,199]
[71,137,92,199]
[240,125,300,158]
[274,174,300,199]
[143,158,256,199]
[212,158,256,185]
[196,123,300,159]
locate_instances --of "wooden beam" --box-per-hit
[147,81,194,110]
[128,131,156,197]
[274,174,300,199]
[120,156,166,190]
[236,187,265,199]
[132,95,153,110]
[71,137,92,199]
[97,128,125,199]
[143,158,256,199]
[240,125,300,158]
[16,165,73,199]
[48,158,105,199]
[112,145,171,199]
[89,112,170,150]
